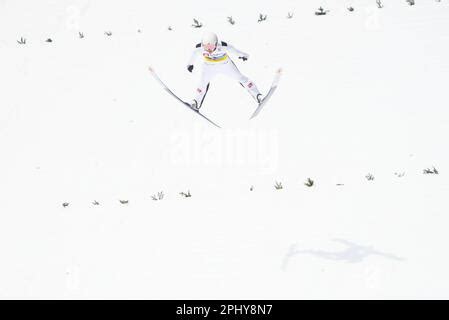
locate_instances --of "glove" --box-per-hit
[239,56,248,61]
[187,65,194,72]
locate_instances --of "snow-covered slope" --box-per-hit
[1,0,449,299]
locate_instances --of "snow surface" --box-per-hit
[1,0,449,299]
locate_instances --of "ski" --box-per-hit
[148,67,221,128]
[250,68,283,120]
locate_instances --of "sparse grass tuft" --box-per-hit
[315,7,329,15]
[304,178,314,187]
[258,14,267,22]
[151,191,164,201]
[180,191,192,198]
[192,19,203,28]
[423,167,439,175]
[274,181,283,190]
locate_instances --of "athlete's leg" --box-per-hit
[223,60,262,102]
[193,64,216,108]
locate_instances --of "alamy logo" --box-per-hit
[169,127,279,174]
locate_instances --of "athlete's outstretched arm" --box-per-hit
[224,43,249,60]
[187,45,202,71]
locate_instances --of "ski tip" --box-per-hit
[148,66,154,73]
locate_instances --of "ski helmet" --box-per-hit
[202,32,218,47]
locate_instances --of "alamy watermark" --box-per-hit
[169,127,279,174]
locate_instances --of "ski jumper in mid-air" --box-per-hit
[187,32,263,110]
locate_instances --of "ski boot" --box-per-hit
[190,99,200,111]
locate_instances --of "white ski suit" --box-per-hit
[187,40,261,107]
